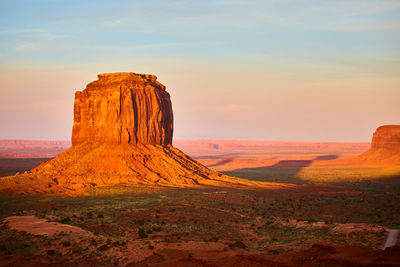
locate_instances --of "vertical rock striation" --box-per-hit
[0,72,280,195]
[358,125,400,163]
[371,125,400,151]
[72,72,173,146]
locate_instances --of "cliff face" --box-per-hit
[358,125,400,163]
[0,72,275,195]
[72,73,173,146]
[371,125,400,151]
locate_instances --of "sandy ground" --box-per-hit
[4,216,87,236]
[1,141,400,266]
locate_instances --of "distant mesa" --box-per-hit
[371,125,400,151]
[0,72,283,195]
[357,125,400,164]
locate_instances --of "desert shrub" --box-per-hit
[111,240,125,247]
[268,249,279,254]
[62,241,71,247]
[152,226,162,232]
[265,220,274,226]
[209,236,219,242]
[307,218,317,224]
[61,217,71,224]
[98,244,109,251]
[47,249,55,255]
[0,244,11,255]
[134,220,145,226]
[229,241,246,249]
[138,228,148,238]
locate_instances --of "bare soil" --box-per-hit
[0,142,399,266]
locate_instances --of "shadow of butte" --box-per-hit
[221,154,340,183]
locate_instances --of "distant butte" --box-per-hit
[357,125,400,163]
[0,72,286,195]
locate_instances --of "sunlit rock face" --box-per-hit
[357,125,400,163]
[0,72,277,195]
[371,125,400,151]
[72,72,173,146]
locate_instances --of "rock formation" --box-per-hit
[0,72,282,195]
[370,125,400,151]
[72,73,173,146]
[358,125,400,163]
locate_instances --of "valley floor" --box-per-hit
[0,142,400,266]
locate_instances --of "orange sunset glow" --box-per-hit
[0,1,400,266]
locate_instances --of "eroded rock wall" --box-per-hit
[0,72,278,195]
[72,72,173,146]
[371,125,400,151]
[357,125,400,163]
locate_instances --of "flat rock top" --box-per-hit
[97,72,157,82]
[376,125,400,134]
[85,72,164,91]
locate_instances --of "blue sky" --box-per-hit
[0,0,399,141]
[1,0,399,66]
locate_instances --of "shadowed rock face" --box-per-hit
[72,72,173,146]
[371,125,400,151]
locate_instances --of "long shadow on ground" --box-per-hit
[0,158,52,177]
[223,155,339,184]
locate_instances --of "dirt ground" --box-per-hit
[0,142,400,266]
[4,216,87,236]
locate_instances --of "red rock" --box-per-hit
[358,125,400,163]
[371,125,400,151]
[0,72,282,195]
[72,72,173,146]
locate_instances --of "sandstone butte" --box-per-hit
[0,72,289,195]
[357,125,400,164]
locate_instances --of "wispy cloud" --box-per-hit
[15,43,44,52]
[170,0,400,32]
[100,19,127,27]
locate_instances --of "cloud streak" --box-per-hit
[15,43,44,51]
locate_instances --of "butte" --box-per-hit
[0,72,286,195]
[357,125,400,164]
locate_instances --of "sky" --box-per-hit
[0,0,399,142]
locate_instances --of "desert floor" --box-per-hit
[0,142,400,266]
